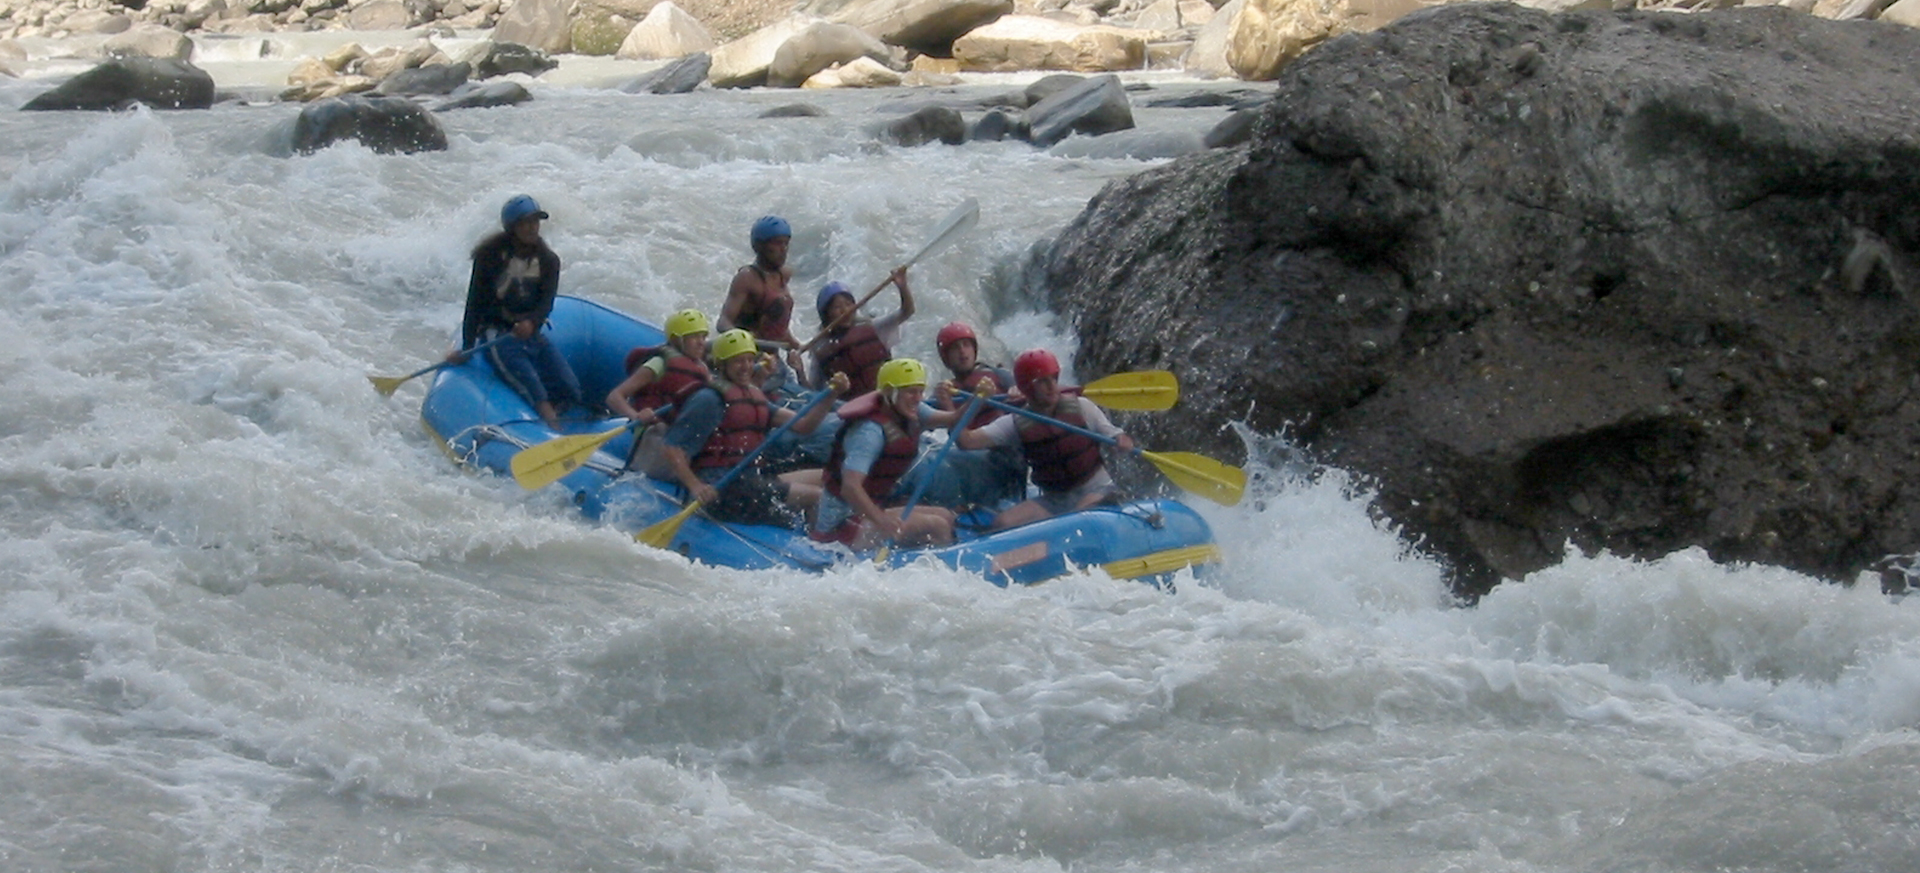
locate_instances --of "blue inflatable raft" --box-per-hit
[418,296,1221,586]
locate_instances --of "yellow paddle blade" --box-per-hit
[635,500,702,549]
[1080,370,1178,411]
[367,374,410,397]
[1141,450,1246,506]
[509,426,630,490]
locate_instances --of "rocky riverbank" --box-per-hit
[10,0,1920,95]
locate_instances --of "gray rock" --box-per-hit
[377,61,471,95]
[433,80,533,110]
[619,51,712,94]
[1041,5,1920,595]
[1047,127,1202,159]
[1022,72,1083,106]
[22,57,215,110]
[760,102,829,117]
[1026,72,1133,146]
[1201,106,1257,148]
[291,94,449,154]
[874,104,965,146]
[469,41,559,79]
[968,106,1028,141]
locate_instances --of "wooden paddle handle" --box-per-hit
[798,272,896,354]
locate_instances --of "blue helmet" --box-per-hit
[750,215,791,245]
[501,194,548,230]
[815,281,852,323]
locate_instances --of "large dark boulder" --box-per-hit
[290,95,449,155]
[1042,4,1920,596]
[1026,73,1133,147]
[22,57,214,110]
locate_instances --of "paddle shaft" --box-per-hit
[709,387,838,494]
[800,275,894,354]
[635,387,839,548]
[798,198,978,354]
[372,335,508,393]
[979,395,1129,452]
[899,390,985,524]
[979,396,1245,506]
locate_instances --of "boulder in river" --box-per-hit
[1042,5,1920,596]
[291,94,449,155]
[22,56,215,110]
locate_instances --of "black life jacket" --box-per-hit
[621,346,710,421]
[692,380,772,470]
[824,394,920,503]
[819,322,891,396]
[1015,397,1105,492]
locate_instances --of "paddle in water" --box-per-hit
[509,404,674,490]
[368,335,507,398]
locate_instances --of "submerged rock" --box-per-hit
[1043,5,1920,596]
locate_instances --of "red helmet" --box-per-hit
[1013,349,1060,396]
[936,321,977,352]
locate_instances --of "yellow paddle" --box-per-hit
[509,404,676,490]
[635,388,839,549]
[979,395,1245,506]
[1075,370,1178,412]
[368,336,506,398]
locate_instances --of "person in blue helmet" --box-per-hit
[808,267,914,396]
[449,194,582,430]
[720,215,804,377]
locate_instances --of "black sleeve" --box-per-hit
[461,243,501,350]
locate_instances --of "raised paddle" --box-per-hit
[799,198,980,354]
[634,387,839,549]
[876,389,987,563]
[368,335,507,398]
[978,395,1246,507]
[509,404,674,490]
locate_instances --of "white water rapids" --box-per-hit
[2,35,1917,873]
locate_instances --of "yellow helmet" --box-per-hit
[714,328,757,362]
[665,308,710,341]
[876,357,928,392]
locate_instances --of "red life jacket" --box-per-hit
[621,347,710,421]
[735,265,793,342]
[819,322,891,396]
[1016,397,1105,492]
[824,393,920,503]
[692,380,772,470]
[951,363,1008,426]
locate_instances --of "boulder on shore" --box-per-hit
[1042,5,1920,596]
